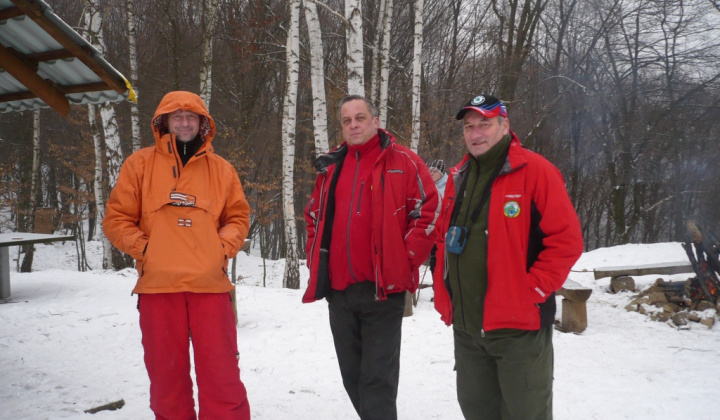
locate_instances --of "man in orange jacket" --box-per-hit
[103,91,251,420]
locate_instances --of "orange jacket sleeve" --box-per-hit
[217,166,251,259]
[103,153,149,261]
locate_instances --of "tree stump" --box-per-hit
[557,279,592,333]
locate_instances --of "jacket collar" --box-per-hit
[314,129,394,173]
[451,131,526,178]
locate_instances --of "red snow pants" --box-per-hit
[138,292,251,420]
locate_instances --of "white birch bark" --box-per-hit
[378,0,393,127]
[370,0,387,102]
[99,105,122,185]
[200,0,220,108]
[345,0,364,95]
[303,0,329,156]
[27,109,40,232]
[410,0,424,153]
[281,0,301,289]
[19,110,42,272]
[84,0,121,268]
[88,104,103,242]
[126,0,141,152]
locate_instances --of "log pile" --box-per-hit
[624,278,718,328]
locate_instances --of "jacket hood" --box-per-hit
[152,91,216,145]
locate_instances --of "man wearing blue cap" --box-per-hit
[432,94,584,419]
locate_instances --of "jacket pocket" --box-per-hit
[141,204,226,289]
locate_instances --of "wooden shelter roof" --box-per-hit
[0,0,133,116]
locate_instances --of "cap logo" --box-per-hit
[471,96,485,105]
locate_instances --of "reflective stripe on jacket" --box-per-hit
[432,132,583,330]
[103,91,251,294]
[303,129,440,302]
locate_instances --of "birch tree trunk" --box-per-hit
[281,0,301,289]
[378,0,393,127]
[410,0,424,153]
[84,0,123,269]
[126,0,141,152]
[303,0,329,156]
[200,0,220,107]
[345,0,364,95]
[370,0,387,102]
[29,110,40,229]
[88,104,103,242]
[20,110,41,272]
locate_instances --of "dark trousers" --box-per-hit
[327,282,406,420]
[454,326,554,420]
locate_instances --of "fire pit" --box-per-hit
[624,221,720,328]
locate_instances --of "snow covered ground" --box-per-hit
[1,241,719,419]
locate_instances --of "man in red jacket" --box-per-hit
[304,95,439,419]
[432,94,583,419]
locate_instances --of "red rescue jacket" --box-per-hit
[433,133,583,330]
[303,129,440,302]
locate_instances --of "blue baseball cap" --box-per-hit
[456,94,508,120]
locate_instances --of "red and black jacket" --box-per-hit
[432,132,583,331]
[303,129,440,302]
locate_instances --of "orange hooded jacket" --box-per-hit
[103,91,251,294]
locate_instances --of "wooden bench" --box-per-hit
[593,261,694,294]
[593,262,693,280]
[0,232,75,300]
[558,261,694,333]
[557,279,592,333]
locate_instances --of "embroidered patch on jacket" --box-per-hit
[503,201,521,218]
[177,218,193,227]
[387,169,404,174]
[170,192,196,206]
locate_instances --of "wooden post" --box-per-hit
[403,291,413,317]
[230,239,251,326]
[557,279,592,333]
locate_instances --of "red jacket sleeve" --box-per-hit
[403,153,441,269]
[527,160,584,301]
[304,174,324,267]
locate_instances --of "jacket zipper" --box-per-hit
[356,181,364,214]
[168,136,182,178]
[346,150,361,283]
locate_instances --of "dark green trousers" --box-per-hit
[454,327,554,420]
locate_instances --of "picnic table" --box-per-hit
[0,232,75,299]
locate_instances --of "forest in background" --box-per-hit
[1,0,719,279]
